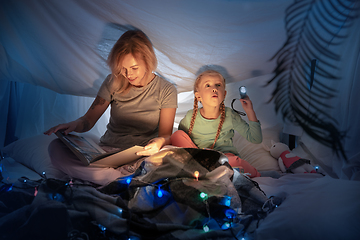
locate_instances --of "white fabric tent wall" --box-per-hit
[0,0,288,136]
[0,0,289,94]
[298,23,360,180]
[1,0,359,180]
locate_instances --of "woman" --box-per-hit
[45,30,177,185]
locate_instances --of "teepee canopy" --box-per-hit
[1,0,359,180]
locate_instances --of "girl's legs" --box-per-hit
[170,130,198,148]
[171,130,261,177]
[225,153,261,178]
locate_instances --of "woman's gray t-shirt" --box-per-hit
[97,74,177,149]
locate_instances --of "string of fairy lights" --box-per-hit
[0,164,273,240]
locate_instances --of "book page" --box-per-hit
[90,145,144,168]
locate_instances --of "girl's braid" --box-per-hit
[188,97,198,136]
[210,101,226,149]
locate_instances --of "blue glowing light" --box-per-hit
[98,224,106,231]
[118,208,123,217]
[221,222,231,230]
[224,196,231,206]
[203,224,210,232]
[225,209,236,219]
[0,183,13,193]
[126,177,132,184]
[156,185,164,198]
[220,195,232,207]
[48,192,65,202]
[157,189,163,198]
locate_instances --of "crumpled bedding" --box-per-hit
[0,148,281,240]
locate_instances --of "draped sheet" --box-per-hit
[1,0,359,180]
[0,0,289,95]
[0,0,289,144]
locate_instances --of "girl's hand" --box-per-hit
[44,120,79,135]
[136,137,166,156]
[240,96,258,122]
[239,96,253,112]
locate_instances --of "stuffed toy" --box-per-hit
[267,140,316,173]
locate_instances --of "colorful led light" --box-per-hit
[224,196,231,206]
[203,224,210,232]
[157,186,163,198]
[221,222,230,230]
[126,177,132,184]
[225,209,236,219]
[200,192,208,199]
[194,171,199,181]
[98,224,106,232]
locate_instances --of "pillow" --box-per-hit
[233,124,282,172]
[291,141,330,177]
[1,134,66,179]
[0,157,42,182]
[255,176,360,240]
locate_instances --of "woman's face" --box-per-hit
[120,54,148,87]
[195,74,226,108]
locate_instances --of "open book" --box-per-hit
[55,131,144,167]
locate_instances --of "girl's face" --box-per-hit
[120,54,149,87]
[195,74,226,108]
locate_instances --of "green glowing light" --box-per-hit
[200,192,208,199]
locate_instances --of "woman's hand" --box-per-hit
[44,95,110,136]
[136,107,176,156]
[44,120,80,135]
[136,137,166,156]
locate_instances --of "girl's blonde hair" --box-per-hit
[107,30,157,93]
[188,70,226,149]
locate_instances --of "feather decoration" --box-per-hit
[267,0,360,160]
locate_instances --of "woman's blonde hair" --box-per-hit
[107,30,157,93]
[188,70,226,149]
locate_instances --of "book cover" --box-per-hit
[55,131,143,167]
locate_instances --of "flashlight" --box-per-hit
[239,86,247,99]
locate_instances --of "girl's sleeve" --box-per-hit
[232,110,262,144]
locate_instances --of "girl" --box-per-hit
[45,30,177,185]
[171,69,262,177]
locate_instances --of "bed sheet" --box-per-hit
[2,133,360,240]
[0,157,43,183]
[253,174,360,240]
[0,148,278,240]
[1,154,359,239]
